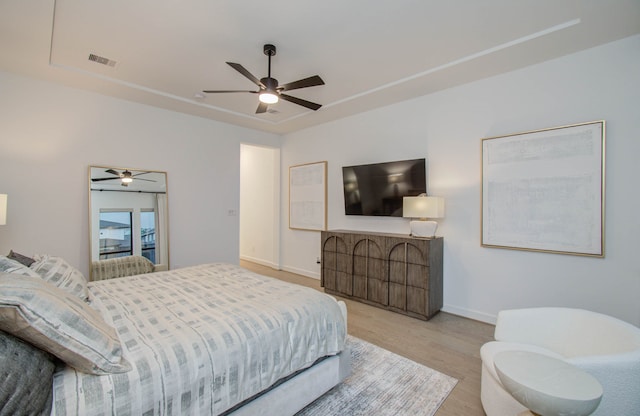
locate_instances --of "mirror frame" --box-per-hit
[88,165,170,279]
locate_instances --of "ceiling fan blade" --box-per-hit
[226,62,266,89]
[105,169,120,176]
[92,177,155,183]
[131,172,156,181]
[280,75,325,92]
[280,94,322,111]
[92,177,120,182]
[256,102,268,114]
[202,90,259,94]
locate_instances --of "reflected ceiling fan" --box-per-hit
[203,44,324,114]
[92,169,155,187]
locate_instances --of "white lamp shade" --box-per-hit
[403,195,444,237]
[402,196,444,219]
[0,194,7,225]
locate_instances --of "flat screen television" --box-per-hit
[342,158,426,216]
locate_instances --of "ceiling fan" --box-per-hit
[92,169,155,187]
[203,44,325,114]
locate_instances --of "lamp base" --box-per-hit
[409,220,438,238]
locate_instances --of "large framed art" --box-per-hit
[481,121,605,257]
[289,161,327,231]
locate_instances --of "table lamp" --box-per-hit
[402,195,444,237]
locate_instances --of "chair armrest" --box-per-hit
[495,307,640,357]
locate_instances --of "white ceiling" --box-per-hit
[2,1,639,134]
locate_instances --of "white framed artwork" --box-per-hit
[289,161,327,231]
[481,121,605,257]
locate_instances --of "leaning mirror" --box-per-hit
[89,166,169,277]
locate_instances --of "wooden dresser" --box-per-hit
[321,229,443,320]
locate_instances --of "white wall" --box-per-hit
[280,35,640,326]
[0,71,280,276]
[239,144,280,268]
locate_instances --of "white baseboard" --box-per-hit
[244,257,495,324]
[442,304,497,325]
[240,257,320,281]
[239,255,279,270]
[281,265,320,280]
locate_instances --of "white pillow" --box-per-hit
[0,272,131,375]
[30,254,89,301]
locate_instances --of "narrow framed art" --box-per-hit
[481,121,605,257]
[289,161,327,231]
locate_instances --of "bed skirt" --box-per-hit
[228,346,351,416]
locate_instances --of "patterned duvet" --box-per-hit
[51,263,347,415]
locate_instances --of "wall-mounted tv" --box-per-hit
[342,158,426,216]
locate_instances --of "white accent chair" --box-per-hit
[480,307,640,416]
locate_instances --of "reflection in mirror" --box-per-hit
[89,166,169,276]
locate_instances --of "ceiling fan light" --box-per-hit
[259,91,279,104]
[121,170,133,183]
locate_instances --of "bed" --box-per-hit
[0,256,350,416]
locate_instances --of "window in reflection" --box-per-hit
[99,210,133,259]
[140,209,156,263]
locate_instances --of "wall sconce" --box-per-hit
[387,172,404,183]
[402,195,444,237]
[0,194,7,225]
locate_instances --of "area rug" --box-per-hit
[297,335,458,416]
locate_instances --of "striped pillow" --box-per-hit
[0,255,40,278]
[0,272,131,375]
[30,254,89,301]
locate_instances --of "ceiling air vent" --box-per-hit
[88,53,117,67]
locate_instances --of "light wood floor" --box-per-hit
[240,260,495,416]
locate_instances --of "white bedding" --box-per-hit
[51,263,347,416]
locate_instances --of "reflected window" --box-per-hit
[99,211,133,259]
[140,209,156,263]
